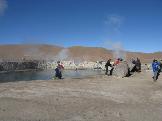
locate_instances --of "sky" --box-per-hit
[0,0,162,53]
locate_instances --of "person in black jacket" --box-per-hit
[105,59,113,75]
[135,58,141,72]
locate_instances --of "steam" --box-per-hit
[24,46,45,60]
[104,41,126,60]
[55,48,71,61]
[112,42,126,60]
[105,14,124,32]
[55,48,90,65]
[104,14,126,60]
[55,49,86,66]
[73,57,84,66]
[0,0,7,15]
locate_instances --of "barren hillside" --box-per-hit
[0,44,161,63]
[0,44,62,60]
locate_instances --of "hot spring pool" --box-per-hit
[0,69,104,82]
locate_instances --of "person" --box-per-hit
[55,66,62,79]
[75,67,78,71]
[114,58,120,65]
[131,57,141,72]
[135,58,141,72]
[145,64,150,70]
[105,59,113,75]
[131,58,136,64]
[159,60,162,72]
[55,61,64,79]
[152,59,160,81]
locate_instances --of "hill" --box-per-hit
[0,44,161,63]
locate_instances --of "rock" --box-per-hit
[128,63,135,72]
[0,60,47,72]
[113,61,129,78]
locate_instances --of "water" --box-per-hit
[0,69,104,82]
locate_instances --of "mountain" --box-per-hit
[0,44,63,60]
[0,44,161,63]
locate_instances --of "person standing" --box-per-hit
[152,59,160,81]
[55,66,62,79]
[55,61,64,79]
[105,59,113,75]
[159,60,162,72]
[136,58,141,72]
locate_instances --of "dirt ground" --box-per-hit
[0,70,162,121]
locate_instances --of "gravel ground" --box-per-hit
[0,71,162,121]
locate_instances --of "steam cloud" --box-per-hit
[24,46,45,60]
[112,42,126,60]
[55,48,71,61]
[0,0,7,15]
[104,41,126,60]
[105,14,124,32]
[104,14,126,60]
[55,49,85,66]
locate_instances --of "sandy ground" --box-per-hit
[0,71,162,121]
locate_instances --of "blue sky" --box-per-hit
[0,0,162,52]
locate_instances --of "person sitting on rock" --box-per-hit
[114,58,120,66]
[131,58,136,64]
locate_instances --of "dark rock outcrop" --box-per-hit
[0,60,47,72]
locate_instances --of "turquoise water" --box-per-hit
[0,69,104,82]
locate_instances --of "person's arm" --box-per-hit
[61,65,64,69]
[152,63,156,72]
[105,63,108,67]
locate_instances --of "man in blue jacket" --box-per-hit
[152,59,160,81]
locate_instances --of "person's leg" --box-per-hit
[110,68,113,75]
[60,72,62,79]
[153,71,158,81]
[157,71,160,80]
[58,74,61,79]
[105,67,108,75]
[55,73,58,78]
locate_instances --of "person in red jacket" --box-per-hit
[114,58,120,65]
[58,61,64,70]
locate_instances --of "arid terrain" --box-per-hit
[0,70,162,121]
[0,0,161,120]
[0,44,162,63]
[0,44,162,121]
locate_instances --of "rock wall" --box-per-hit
[0,60,47,72]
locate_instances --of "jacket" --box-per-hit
[152,62,160,72]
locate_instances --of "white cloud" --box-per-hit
[105,14,124,32]
[0,0,7,15]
